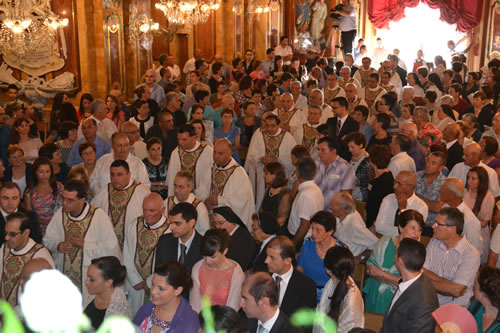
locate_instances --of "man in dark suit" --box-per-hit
[250,212,279,273]
[155,202,202,272]
[0,182,42,247]
[241,272,303,333]
[380,238,439,333]
[389,54,407,87]
[265,236,316,319]
[326,96,359,161]
[442,123,464,171]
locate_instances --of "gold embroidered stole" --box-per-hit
[347,97,361,114]
[134,217,170,281]
[364,87,383,109]
[381,84,394,92]
[178,144,206,185]
[302,124,318,150]
[108,182,139,249]
[277,109,298,127]
[323,87,341,103]
[166,196,202,214]
[2,243,43,307]
[359,69,373,87]
[63,206,97,291]
[210,165,238,196]
[263,130,286,158]
[339,79,354,90]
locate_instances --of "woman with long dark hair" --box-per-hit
[469,266,500,332]
[259,162,292,231]
[428,72,444,101]
[314,246,364,333]
[78,93,94,122]
[9,117,43,164]
[106,94,126,130]
[465,166,495,263]
[24,157,63,234]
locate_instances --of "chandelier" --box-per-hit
[0,0,68,60]
[155,0,220,25]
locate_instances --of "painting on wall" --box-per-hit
[488,0,500,59]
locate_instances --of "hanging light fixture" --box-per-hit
[128,3,160,41]
[155,0,220,25]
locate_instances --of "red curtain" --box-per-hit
[368,0,484,32]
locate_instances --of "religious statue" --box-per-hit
[311,0,327,44]
[296,0,313,33]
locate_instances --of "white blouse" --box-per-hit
[313,276,365,333]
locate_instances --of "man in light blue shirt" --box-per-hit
[68,118,111,166]
[262,48,275,75]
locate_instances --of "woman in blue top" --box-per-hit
[297,211,346,302]
[214,109,241,164]
[469,266,500,333]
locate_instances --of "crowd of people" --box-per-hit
[0,43,499,333]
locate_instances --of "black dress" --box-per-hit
[260,187,290,235]
[142,157,168,199]
[226,226,256,271]
[365,171,394,228]
[84,300,106,329]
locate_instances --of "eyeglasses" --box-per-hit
[433,222,452,228]
[6,231,21,238]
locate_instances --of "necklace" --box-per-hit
[151,307,172,330]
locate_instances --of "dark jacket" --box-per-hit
[380,274,439,333]
[246,310,303,333]
[446,141,464,172]
[227,226,256,271]
[326,115,359,161]
[280,269,317,319]
[154,231,202,273]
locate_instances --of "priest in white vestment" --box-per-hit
[245,114,296,208]
[272,93,307,137]
[0,212,55,307]
[164,171,210,235]
[91,159,151,251]
[293,105,322,151]
[359,73,387,111]
[196,139,255,229]
[308,89,334,124]
[90,133,150,194]
[123,193,170,313]
[167,124,213,196]
[44,180,121,301]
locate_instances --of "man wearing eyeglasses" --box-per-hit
[423,207,480,307]
[0,182,42,248]
[0,212,54,307]
[135,68,165,108]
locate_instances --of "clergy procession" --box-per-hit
[1,32,500,333]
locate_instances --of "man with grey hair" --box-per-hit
[375,171,428,236]
[401,122,425,171]
[273,92,306,135]
[339,66,360,93]
[121,121,147,160]
[330,191,377,256]
[388,134,416,178]
[164,91,186,126]
[308,88,333,124]
[449,143,500,197]
[423,207,480,307]
[440,178,483,256]
[442,123,463,171]
[290,81,307,111]
[77,99,117,142]
[70,117,111,166]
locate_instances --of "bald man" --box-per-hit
[135,68,165,108]
[19,258,53,292]
[449,143,500,197]
[196,139,255,228]
[401,122,426,171]
[442,123,464,171]
[273,93,306,135]
[124,193,170,313]
[375,171,429,236]
[439,178,483,256]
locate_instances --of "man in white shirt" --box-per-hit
[274,36,293,66]
[288,157,324,246]
[330,192,377,256]
[240,272,302,333]
[164,171,210,235]
[90,132,150,194]
[91,159,151,250]
[121,121,148,160]
[439,178,483,256]
[183,48,203,75]
[77,99,117,142]
[167,123,213,196]
[375,171,428,236]
[388,134,416,178]
[291,81,308,112]
[135,69,165,108]
[449,143,500,197]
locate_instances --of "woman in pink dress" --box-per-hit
[190,229,245,313]
[24,157,63,234]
